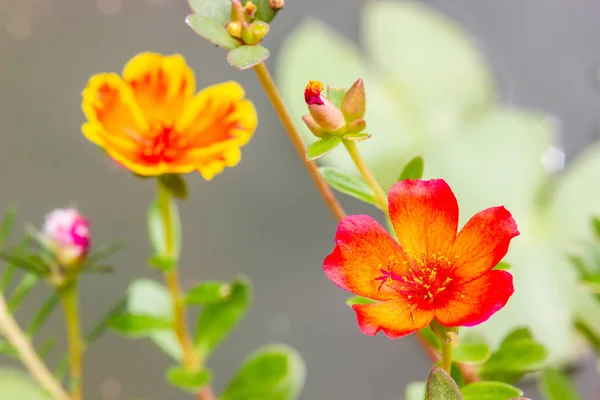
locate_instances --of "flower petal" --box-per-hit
[451,206,519,282]
[352,299,434,338]
[434,270,514,327]
[82,73,148,139]
[388,179,459,258]
[323,215,406,301]
[123,52,195,125]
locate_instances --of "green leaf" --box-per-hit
[0,339,17,358]
[85,241,126,267]
[221,344,306,400]
[480,328,549,384]
[26,294,59,337]
[592,217,600,240]
[345,295,375,306]
[450,362,466,388]
[0,367,48,400]
[147,196,181,262]
[159,174,188,200]
[0,206,17,250]
[461,382,523,400]
[426,366,463,400]
[127,279,181,360]
[306,137,342,161]
[405,381,426,400]
[166,366,212,392]
[574,317,600,352]
[538,369,582,400]
[342,132,371,142]
[0,252,46,276]
[453,340,491,364]
[148,255,177,272]
[195,277,251,358]
[398,156,425,181]
[8,274,39,312]
[109,313,172,337]
[227,45,270,70]
[0,237,30,292]
[185,14,240,50]
[187,0,230,24]
[185,281,231,305]
[326,87,346,109]
[493,262,511,271]
[318,166,377,206]
[242,0,279,23]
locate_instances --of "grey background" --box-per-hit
[1,0,600,399]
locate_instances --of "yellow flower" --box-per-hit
[81,52,257,180]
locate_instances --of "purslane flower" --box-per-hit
[42,208,90,267]
[81,52,258,180]
[323,179,519,338]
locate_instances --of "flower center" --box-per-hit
[375,252,458,307]
[140,126,188,164]
[304,80,324,105]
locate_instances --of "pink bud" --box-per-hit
[341,79,366,121]
[42,208,90,266]
[308,97,346,133]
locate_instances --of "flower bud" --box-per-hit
[302,115,326,138]
[304,80,346,133]
[250,21,270,43]
[244,1,257,19]
[341,78,366,121]
[227,21,242,39]
[42,208,90,267]
[269,0,284,9]
[230,0,246,23]
[241,22,255,45]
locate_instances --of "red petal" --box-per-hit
[323,215,405,301]
[352,299,434,338]
[451,206,519,282]
[388,179,459,258]
[434,270,514,327]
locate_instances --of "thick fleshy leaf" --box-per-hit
[480,327,549,383]
[398,156,424,181]
[453,334,491,364]
[305,137,341,161]
[362,1,494,139]
[185,14,240,50]
[0,368,48,400]
[227,45,270,70]
[195,278,251,358]
[405,381,426,400]
[318,167,377,206]
[221,344,306,400]
[147,197,181,262]
[187,0,230,24]
[426,367,463,400]
[166,366,212,392]
[185,281,231,305]
[461,382,523,400]
[109,314,172,337]
[127,279,181,360]
[538,369,582,400]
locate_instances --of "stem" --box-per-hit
[252,62,346,221]
[60,281,83,400]
[156,182,216,400]
[342,140,389,216]
[440,339,452,374]
[0,294,70,400]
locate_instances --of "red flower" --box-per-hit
[323,179,519,338]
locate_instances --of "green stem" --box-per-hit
[342,140,389,217]
[60,281,83,400]
[156,181,216,400]
[440,339,452,374]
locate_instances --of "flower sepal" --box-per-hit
[430,319,458,344]
[158,174,188,200]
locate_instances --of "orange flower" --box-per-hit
[81,52,257,180]
[324,179,519,338]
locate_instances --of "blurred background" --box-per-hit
[2,0,600,399]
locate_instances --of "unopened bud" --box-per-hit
[244,1,257,19]
[341,79,366,121]
[302,115,327,138]
[269,0,284,9]
[250,21,270,43]
[230,0,246,23]
[42,208,90,267]
[227,21,242,39]
[241,22,255,44]
[345,118,367,134]
[304,80,346,133]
